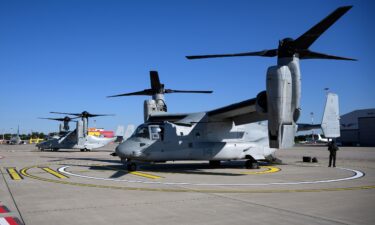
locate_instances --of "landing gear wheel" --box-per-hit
[52,148,59,152]
[80,149,85,152]
[245,160,259,169]
[209,160,221,168]
[127,162,137,172]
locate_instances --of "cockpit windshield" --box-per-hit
[133,125,150,139]
[132,124,164,140]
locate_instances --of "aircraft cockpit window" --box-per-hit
[134,126,150,139]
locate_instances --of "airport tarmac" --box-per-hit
[0,143,374,225]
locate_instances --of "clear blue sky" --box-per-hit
[0,0,374,134]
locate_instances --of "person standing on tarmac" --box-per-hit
[328,139,339,167]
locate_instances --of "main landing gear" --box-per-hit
[245,158,259,169]
[209,160,221,168]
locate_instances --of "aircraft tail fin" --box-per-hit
[115,125,125,137]
[124,125,135,140]
[321,93,340,138]
[114,125,135,143]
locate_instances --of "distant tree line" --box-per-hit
[0,132,46,140]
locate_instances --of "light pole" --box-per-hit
[310,112,314,143]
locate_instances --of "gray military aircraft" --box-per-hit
[111,6,354,171]
[37,111,116,151]
[7,126,27,145]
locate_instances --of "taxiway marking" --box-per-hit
[58,166,364,186]
[5,168,22,181]
[41,167,69,179]
[129,171,162,179]
[241,166,281,175]
[0,217,20,225]
[20,166,375,193]
[19,166,374,193]
[98,165,163,180]
[0,206,10,214]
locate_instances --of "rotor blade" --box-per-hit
[38,117,78,121]
[87,114,115,117]
[39,117,65,121]
[298,49,357,60]
[50,112,82,116]
[107,89,154,97]
[165,89,213,94]
[186,49,277,59]
[294,6,352,49]
[150,71,162,90]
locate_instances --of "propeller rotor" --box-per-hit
[107,71,213,98]
[39,116,78,122]
[50,111,115,118]
[186,6,355,61]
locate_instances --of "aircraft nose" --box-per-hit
[115,144,126,158]
[115,141,142,158]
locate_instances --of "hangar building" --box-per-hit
[339,108,375,146]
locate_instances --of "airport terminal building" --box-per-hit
[339,108,375,146]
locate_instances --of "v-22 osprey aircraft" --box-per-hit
[111,6,354,171]
[37,111,117,151]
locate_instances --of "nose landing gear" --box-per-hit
[124,159,137,171]
[245,156,259,169]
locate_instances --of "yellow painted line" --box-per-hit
[100,165,163,179]
[129,171,162,179]
[6,168,23,180]
[241,166,281,175]
[41,167,69,179]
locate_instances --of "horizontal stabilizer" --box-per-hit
[297,123,321,131]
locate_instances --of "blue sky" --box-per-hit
[0,0,374,134]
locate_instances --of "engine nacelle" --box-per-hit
[266,65,296,149]
[76,120,84,145]
[256,91,268,114]
[144,99,167,122]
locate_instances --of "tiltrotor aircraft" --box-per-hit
[112,6,354,171]
[37,111,116,151]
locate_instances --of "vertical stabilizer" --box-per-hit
[124,125,135,140]
[321,93,340,138]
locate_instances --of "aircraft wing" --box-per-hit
[207,98,267,125]
[148,113,189,123]
[147,98,267,126]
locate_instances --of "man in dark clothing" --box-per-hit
[328,140,339,167]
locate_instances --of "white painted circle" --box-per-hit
[58,166,364,187]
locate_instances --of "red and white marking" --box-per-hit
[0,206,9,214]
[0,217,20,225]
